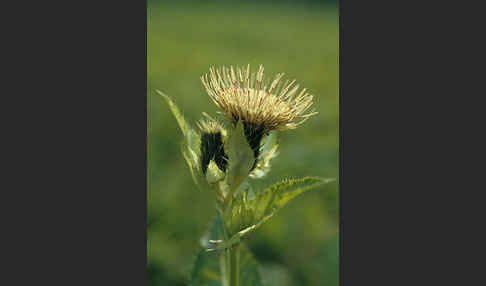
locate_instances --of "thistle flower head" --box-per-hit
[201,64,318,133]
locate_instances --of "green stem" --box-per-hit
[220,251,229,286]
[219,210,240,286]
[229,244,240,286]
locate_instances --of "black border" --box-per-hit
[338,0,474,284]
[3,1,148,284]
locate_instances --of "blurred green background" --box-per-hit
[147,0,338,285]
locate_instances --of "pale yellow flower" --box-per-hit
[201,64,317,132]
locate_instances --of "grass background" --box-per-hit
[147,1,338,285]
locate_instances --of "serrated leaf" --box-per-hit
[191,214,264,286]
[265,177,335,211]
[220,177,335,245]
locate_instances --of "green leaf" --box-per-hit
[189,249,222,286]
[157,90,188,137]
[223,195,253,237]
[262,176,335,212]
[157,90,209,189]
[206,161,226,184]
[190,214,264,286]
[225,121,254,198]
[220,177,335,245]
[249,132,279,179]
[157,89,200,152]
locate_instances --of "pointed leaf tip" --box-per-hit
[156,89,204,188]
[157,90,188,135]
[155,89,167,98]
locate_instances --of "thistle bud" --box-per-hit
[197,117,228,175]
